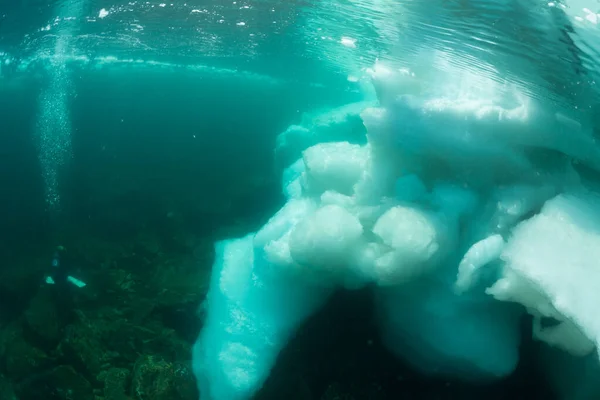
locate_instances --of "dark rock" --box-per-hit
[101,367,131,400]
[257,373,313,400]
[128,298,156,325]
[321,383,354,400]
[99,318,186,364]
[151,256,210,309]
[320,382,386,400]
[148,256,210,343]
[172,361,198,400]
[131,355,196,400]
[59,322,111,379]
[102,322,152,364]
[24,290,63,346]
[138,325,191,362]
[131,355,175,399]
[134,231,162,257]
[16,365,94,400]
[1,323,51,378]
[0,374,17,400]
[0,261,42,324]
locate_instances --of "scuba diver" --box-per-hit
[45,245,87,289]
[44,246,87,325]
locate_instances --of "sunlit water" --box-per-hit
[2,1,599,100]
[3,1,594,207]
[34,0,86,210]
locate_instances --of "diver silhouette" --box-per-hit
[44,246,87,325]
[46,246,87,289]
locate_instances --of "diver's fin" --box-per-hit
[67,275,87,288]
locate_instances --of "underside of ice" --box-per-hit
[488,192,600,357]
[194,52,600,399]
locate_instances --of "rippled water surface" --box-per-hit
[2,0,599,106]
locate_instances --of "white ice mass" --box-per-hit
[192,1,600,398]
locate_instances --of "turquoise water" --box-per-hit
[0,0,367,250]
[2,0,598,224]
[1,1,600,399]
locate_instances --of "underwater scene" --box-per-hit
[1,0,600,399]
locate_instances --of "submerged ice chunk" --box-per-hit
[487,268,595,357]
[281,158,305,200]
[370,205,449,285]
[377,279,522,382]
[455,234,505,294]
[302,141,369,196]
[274,102,371,167]
[532,314,594,357]
[289,204,363,282]
[254,198,317,278]
[487,184,557,234]
[394,174,427,203]
[487,191,600,357]
[193,234,330,400]
[365,61,600,183]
